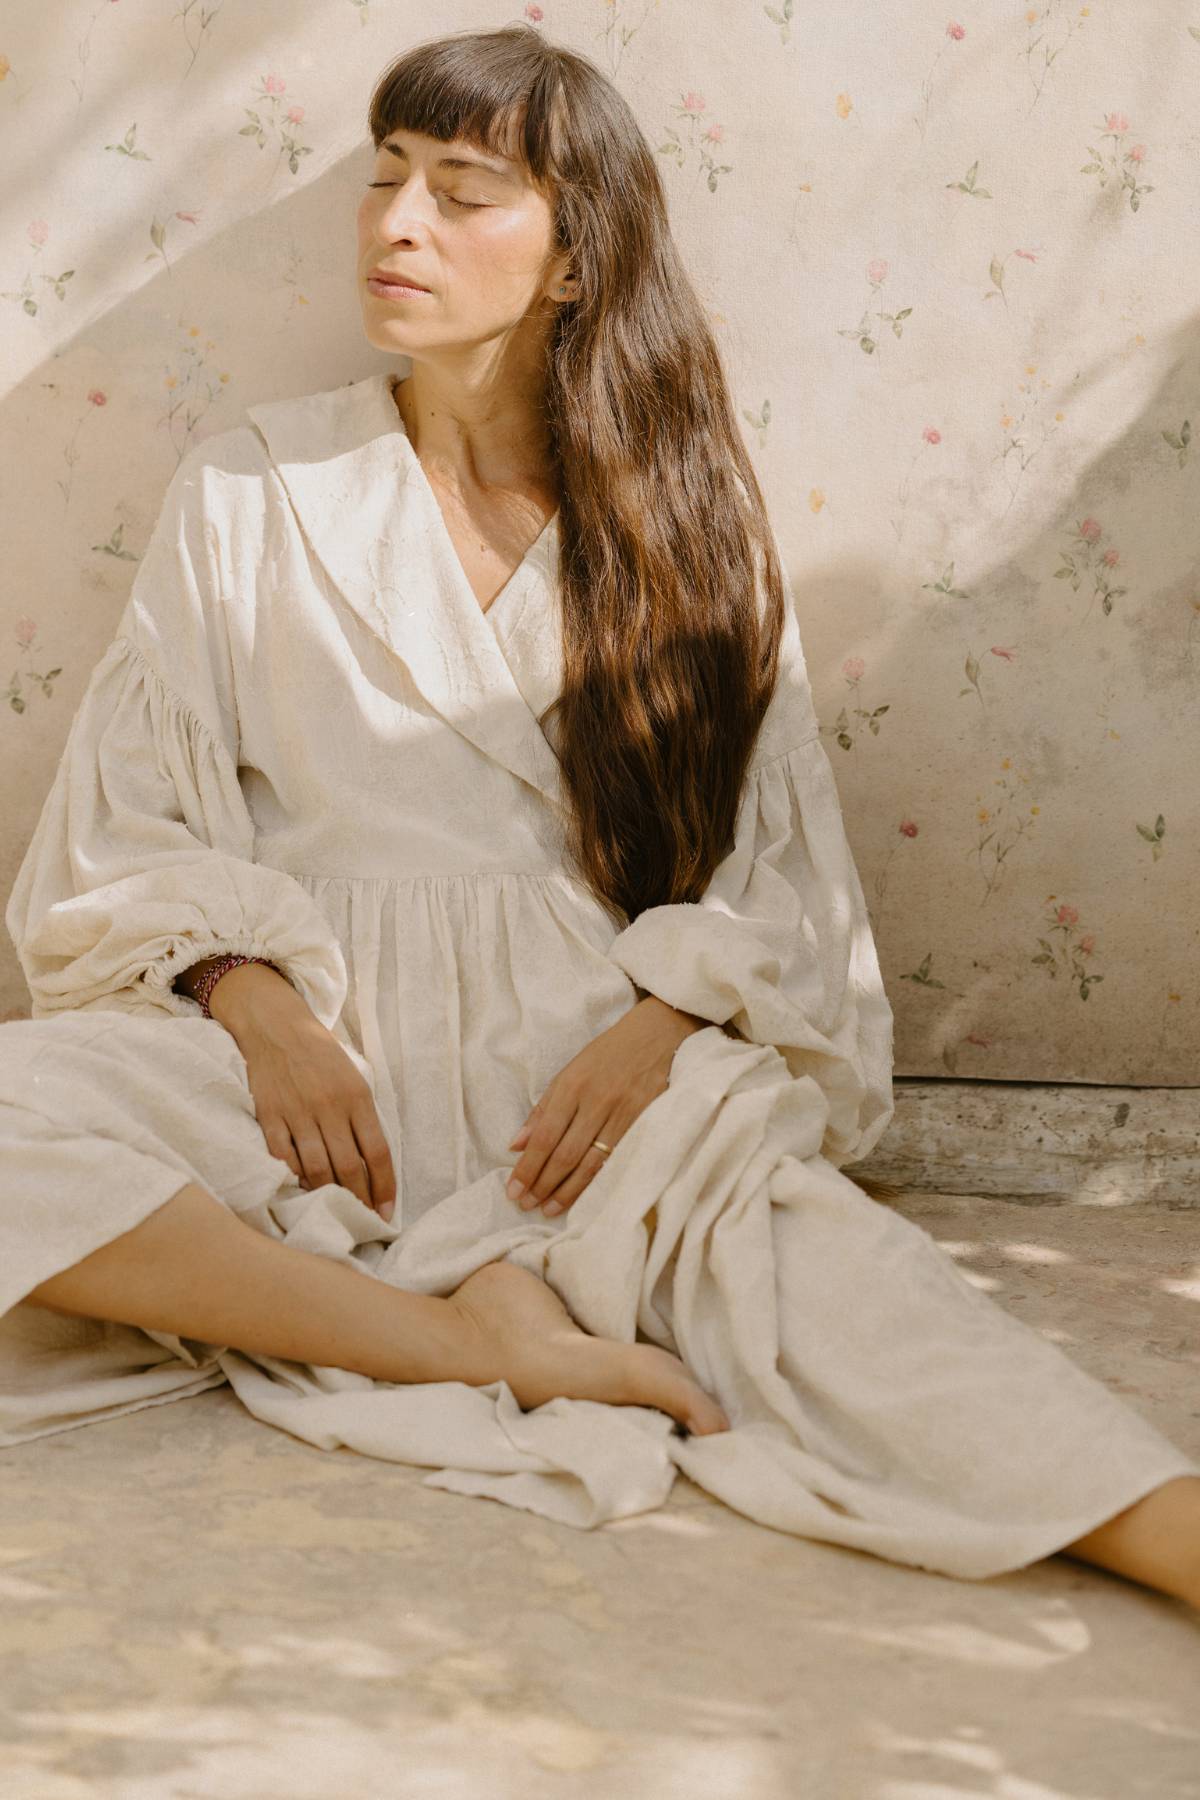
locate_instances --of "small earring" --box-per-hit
[559,285,566,292]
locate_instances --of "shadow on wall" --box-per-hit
[1,107,1197,1101]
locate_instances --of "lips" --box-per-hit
[368,268,431,291]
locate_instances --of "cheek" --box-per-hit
[470,217,545,285]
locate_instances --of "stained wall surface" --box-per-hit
[1,4,1195,1083]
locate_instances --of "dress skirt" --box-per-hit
[1,1006,1194,1585]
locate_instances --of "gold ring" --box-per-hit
[591,1138,613,1155]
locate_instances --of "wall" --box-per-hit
[2,2,1196,1082]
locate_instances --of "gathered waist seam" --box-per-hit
[275,868,583,887]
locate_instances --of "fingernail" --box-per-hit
[543,1201,563,1217]
[506,1177,525,1202]
[380,1201,395,1222]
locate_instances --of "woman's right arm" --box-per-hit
[5,439,348,1028]
[172,952,291,1032]
[4,438,395,1218]
[4,628,350,1032]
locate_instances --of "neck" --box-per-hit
[390,370,558,503]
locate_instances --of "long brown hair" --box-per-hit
[368,29,903,1211]
[368,24,786,927]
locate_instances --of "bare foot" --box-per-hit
[447,1259,731,1436]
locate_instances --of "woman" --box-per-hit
[3,26,1198,1605]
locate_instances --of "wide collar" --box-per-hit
[245,370,567,812]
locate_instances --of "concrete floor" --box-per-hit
[1,1191,1198,1799]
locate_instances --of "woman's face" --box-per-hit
[356,126,565,357]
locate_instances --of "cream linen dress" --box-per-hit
[2,370,1193,1580]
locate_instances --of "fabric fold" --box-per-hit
[210,1025,1196,1581]
[606,734,894,1170]
[4,449,348,1033]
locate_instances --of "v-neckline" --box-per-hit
[381,372,559,623]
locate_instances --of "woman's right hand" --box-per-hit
[209,963,397,1220]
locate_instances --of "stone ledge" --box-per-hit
[854,1079,1200,1208]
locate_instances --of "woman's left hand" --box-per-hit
[506,995,707,1218]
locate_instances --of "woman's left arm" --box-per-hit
[601,725,895,1173]
[505,593,894,1219]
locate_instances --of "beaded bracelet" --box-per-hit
[193,953,284,1020]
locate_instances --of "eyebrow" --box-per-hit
[379,138,521,187]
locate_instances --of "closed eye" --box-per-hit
[366,184,484,209]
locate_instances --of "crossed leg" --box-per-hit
[24,1181,1200,1610]
[24,1180,730,1434]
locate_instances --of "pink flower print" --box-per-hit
[989,646,1017,661]
[922,426,941,445]
[842,655,865,681]
[1014,248,1039,262]
[14,616,36,649]
[899,818,919,838]
[946,21,966,39]
[703,123,725,144]
[964,1032,992,1048]
[263,74,286,96]
[286,106,304,124]
[866,258,889,285]
[1102,546,1120,567]
[525,2,544,16]
[28,220,48,247]
[1129,144,1146,163]
[1078,516,1102,542]
[175,211,201,225]
[1055,903,1079,927]
[87,389,107,407]
[1079,934,1095,956]
[1104,112,1129,133]
[682,92,707,114]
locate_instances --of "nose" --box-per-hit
[371,173,437,227]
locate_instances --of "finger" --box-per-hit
[518,1101,610,1212]
[290,1123,336,1195]
[316,1112,373,1209]
[260,1119,306,1186]
[540,1144,612,1216]
[506,1099,545,1191]
[508,1097,541,1152]
[510,1095,577,1205]
[539,1115,621,1216]
[349,1101,397,1217]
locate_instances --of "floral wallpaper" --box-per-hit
[1,2,1196,1087]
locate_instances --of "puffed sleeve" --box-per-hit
[4,439,349,1030]
[604,558,894,1170]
